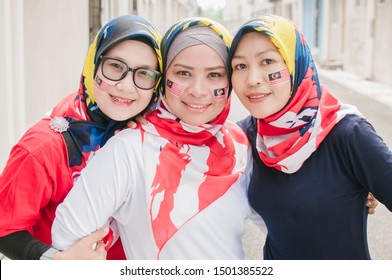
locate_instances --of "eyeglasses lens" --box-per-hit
[134,69,159,89]
[102,57,159,90]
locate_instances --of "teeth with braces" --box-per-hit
[111,96,133,103]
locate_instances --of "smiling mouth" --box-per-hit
[183,101,210,109]
[109,94,134,103]
[248,92,271,99]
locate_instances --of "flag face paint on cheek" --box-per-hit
[167,79,228,99]
[213,87,229,100]
[94,75,114,91]
[166,79,185,96]
[268,68,290,85]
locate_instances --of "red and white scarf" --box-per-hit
[256,68,362,173]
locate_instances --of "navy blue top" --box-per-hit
[238,114,392,260]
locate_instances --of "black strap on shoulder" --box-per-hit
[62,130,79,165]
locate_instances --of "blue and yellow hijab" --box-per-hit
[230,14,313,97]
[50,15,162,168]
[229,14,361,173]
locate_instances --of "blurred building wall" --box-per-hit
[2,0,391,171]
[343,0,392,84]
[1,0,89,171]
[1,0,198,171]
[222,0,392,85]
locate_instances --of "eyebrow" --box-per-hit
[205,65,225,71]
[232,49,276,60]
[172,63,193,70]
[105,55,156,69]
[172,63,225,71]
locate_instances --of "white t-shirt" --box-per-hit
[52,125,258,259]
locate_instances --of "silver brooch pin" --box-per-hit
[49,117,69,133]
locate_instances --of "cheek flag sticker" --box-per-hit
[213,87,228,99]
[166,79,185,96]
[94,75,113,91]
[167,79,228,99]
[268,68,290,85]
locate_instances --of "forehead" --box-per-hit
[103,39,157,68]
[105,39,153,55]
[171,44,224,65]
[235,31,278,54]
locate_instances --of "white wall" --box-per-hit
[1,0,26,171]
[372,0,392,87]
[101,0,198,35]
[223,0,252,34]
[1,0,89,171]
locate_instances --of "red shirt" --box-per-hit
[0,93,125,259]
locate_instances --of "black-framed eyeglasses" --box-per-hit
[100,55,161,90]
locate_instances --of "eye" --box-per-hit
[177,70,191,76]
[136,69,157,81]
[108,62,125,72]
[137,69,154,77]
[233,63,246,70]
[208,72,222,78]
[263,59,275,65]
[137,69,148,75]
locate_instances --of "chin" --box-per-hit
[106,113,131,122]
[248,110,266,119]
[184,119,205,126]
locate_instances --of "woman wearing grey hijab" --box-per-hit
[52,17,266,259]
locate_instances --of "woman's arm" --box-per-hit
[52,228,109,260]
[345,117,392,211]
[52,131,134,252]
[0,231,50,260]
[0,229,108,260]
[0,142,57,259]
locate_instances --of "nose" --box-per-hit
[187,77,209,98]
[115,72,137,93]
[246,67,264,87]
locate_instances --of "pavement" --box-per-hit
[317,67,392,108]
